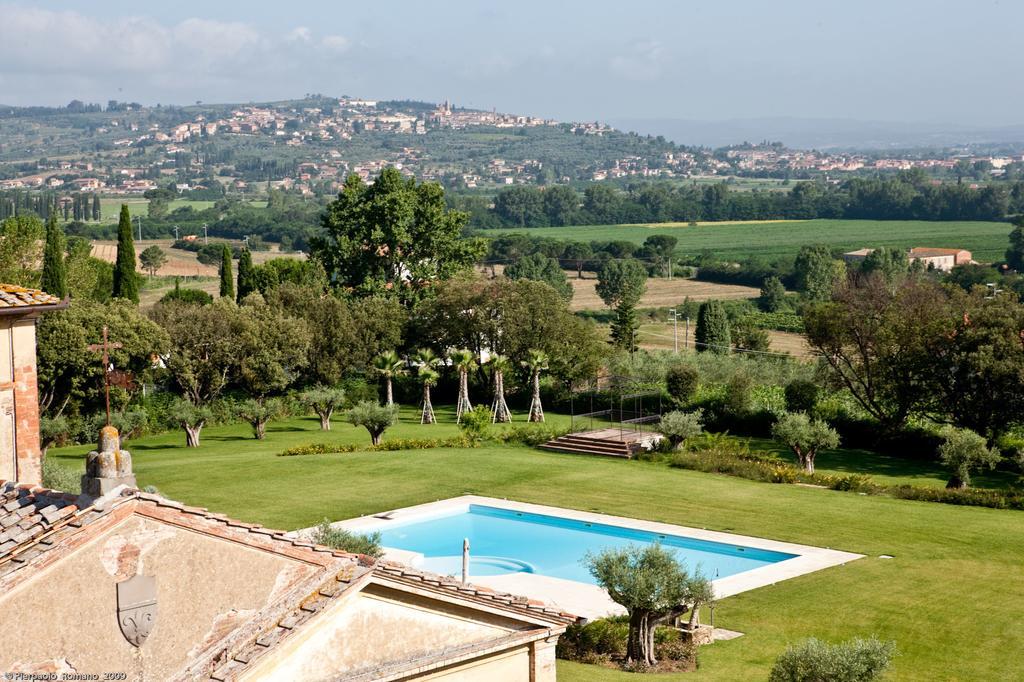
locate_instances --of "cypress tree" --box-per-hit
[40,213,67,298]
[695,300,731,354]
[610,301,639,352]
[112,204,139,303]
[236,248,254,302]
[219,244,234,299]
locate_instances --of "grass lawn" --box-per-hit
[49,407,1024,680]
[496,218,1013,262]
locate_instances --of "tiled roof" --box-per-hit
[908,247,966,257]
[0,284,64,309]
[374,561,578,624]
[0,482,577,682]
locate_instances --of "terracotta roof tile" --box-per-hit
[0,284,63,308]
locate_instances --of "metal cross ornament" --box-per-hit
[86,326,125,426]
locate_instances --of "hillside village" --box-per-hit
[2,97,1023,199]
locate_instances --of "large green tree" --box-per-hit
[794,244,843,300]
[112,204,139,303]
[504,252,572,301]
[37,299,168,417]
[312,168,486,303]
[804,274,953,430]
[1006,217,1024,272]
[0,215,45,287]
[596,258,647,308]
[139,245,166,278]
[41,213,67,298]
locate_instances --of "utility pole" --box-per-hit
[668,308,679,353]
[135,216,142,242]
[173,225,179,240]
[684,317,690,351]
[203,223,208,245]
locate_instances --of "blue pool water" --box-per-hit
[374,505,796,584]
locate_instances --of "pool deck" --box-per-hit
[311,496,863,620]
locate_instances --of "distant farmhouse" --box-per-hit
[843,247,973,272]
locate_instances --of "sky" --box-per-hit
[2,0,1021,127]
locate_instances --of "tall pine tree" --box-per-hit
[236,248,255,302]
[112,204,139,303]
[219,244,234,299]
[40,213,67,298]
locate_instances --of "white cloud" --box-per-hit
[320,35,349,52]
[609,40,668,82]
[0,4,350,103]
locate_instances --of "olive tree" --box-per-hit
[586,544,711,668]
[938,427,1001,489]
[771,411,840,475]
[298,386,347,430]
[657,410,703,450]
[347,401,398,445]
[234,398,285,440]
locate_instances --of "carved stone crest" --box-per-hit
[117,574,157,647]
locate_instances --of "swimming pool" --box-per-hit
[374,504,796,584]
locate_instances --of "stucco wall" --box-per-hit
[242,584,520,681]
[0,513,317,680]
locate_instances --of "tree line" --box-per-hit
[462,170,1023,228]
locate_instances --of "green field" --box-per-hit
[497,219,1013,262]
[97,197,218,219]
[49,406,1024,680]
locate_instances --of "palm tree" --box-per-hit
[449,348,477,423]
[488,354,512,423]
[372,350,405,406]
[414,349,441,425]
[521,349,549,423]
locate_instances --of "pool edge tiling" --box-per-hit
[329,496,864,619]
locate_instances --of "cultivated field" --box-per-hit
[480,265,761,310]
[634,324,813,358]
[497,218,1014,262]
[571,273,760,310]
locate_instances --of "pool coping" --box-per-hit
[312,496,863,619]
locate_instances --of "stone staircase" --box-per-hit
[539,434,638,459]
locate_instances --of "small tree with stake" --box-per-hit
[488,354,512,423]
[449,348,477,423]
[587,544,712,668]
[372,350,405,406]
[522,349,549,423]
[415,348,441,424]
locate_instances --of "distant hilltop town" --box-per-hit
[0,96,1022,197]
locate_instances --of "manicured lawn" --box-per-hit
[50,408,1024,680]
[497,218,1013,262]
[747,437,1023,491]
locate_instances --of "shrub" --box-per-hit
[657,410,704,449]
[784,379,820,413]
[724,372,754,416]
[665,364,699,406]
[557,615,695,665]
[370,436,472,451]
[458,405,492,444]
[346,401,398,445]
[310,519,383,558]
[769,637,896,682]
[497,424,570,447]
[159,286,213,306]
[278,442,358,457]
[41,455,80,492]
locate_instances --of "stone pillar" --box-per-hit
[82,425,136,497]
[529,635,559,682]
